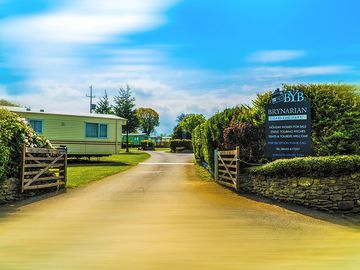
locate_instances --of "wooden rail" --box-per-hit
[21,145,67,192]
[214,146,240,190]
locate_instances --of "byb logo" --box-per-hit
[271,89,305,104]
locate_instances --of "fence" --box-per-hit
[21,146,67,192]
[214,146,240,190]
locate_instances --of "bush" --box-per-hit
[283,84,360,156]
[223,121,264,164]
[141,140,155,150]
[192,84,360,173]
[170,139,193,152]
[248,155,360,178]
[0,108,52,180]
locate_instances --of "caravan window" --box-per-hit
[29,119,43,133]
[99,124,107,138]
[86,123,108,138]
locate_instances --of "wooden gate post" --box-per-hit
[214,149,219,181]
[235,146,240,191]
[20,144,26,193]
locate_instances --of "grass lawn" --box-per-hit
[66,150,150,188]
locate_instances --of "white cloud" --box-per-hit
[0,0,178,79]
[251,65,349,80]
[248,50,306,63]
[1,0,178,45]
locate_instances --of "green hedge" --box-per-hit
[248,155,360,178]
[0,108,52,180]
[170,139,193,152]
[192,84,360,173]
[141,140,155,150]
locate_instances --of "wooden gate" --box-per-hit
[21,146,67,192]
[214,146,240,190]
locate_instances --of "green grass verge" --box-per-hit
[195,163,214,182]
[66,150,150,188]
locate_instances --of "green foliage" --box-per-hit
[192,84,360,173]
[181,114,206,134]
[248,155,360,178]
[172,124,191,139]
[223,121,264,163]
[0,108,52,180]
[141,140,155,150]
[0,143,10,180]
[113,85,138,133]
[0,99,20,107]
[95,90,113,114]
[176,113,187,123]
[169,139,193,152]
[136,107,160,136]
[172,113,205,139]
[192,107,242,170]
[283,84,360,156]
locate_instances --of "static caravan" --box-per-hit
[6,107,127,156]
[122,133,148,146]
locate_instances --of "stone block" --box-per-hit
[338,201,354,211]
[298,177,313,187]
[330,194,342,201]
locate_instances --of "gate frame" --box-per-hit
[214,146,240,191]
[20,145,67,192]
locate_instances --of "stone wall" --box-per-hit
[0,178,62,204]
[239,173,360,213]
[0,178,27,204]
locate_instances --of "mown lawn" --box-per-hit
[66,150,150,188]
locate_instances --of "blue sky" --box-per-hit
[0,0,359,133]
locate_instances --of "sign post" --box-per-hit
[265,88,312,159]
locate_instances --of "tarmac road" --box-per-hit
[0,151,360,270]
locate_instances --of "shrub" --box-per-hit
[283,84,360,156]
[172,114,205,139]
[170,139,193,152]
[0,143,10,179]
[192,84,360,173]
[223,121,264,164]
[248,155,360,178]
[0,108,52,180]
[141,140,155,150]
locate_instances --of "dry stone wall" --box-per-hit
[240,173,360,213]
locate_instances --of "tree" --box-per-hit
[136,108,160,136]
[95,90,113,114]
[0,99,20,107]
[113,85,138,152]
[176,113,187,123]
[172,113,205,139]
[181,114,206,134]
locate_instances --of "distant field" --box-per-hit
[66,150,150,188]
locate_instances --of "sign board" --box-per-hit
[265,89,312,159]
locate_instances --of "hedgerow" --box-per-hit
[192,84,360,173]
[141,140,155,150]
[0,108,52,180]
[248,155,360,178]
[170,139,193,152]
